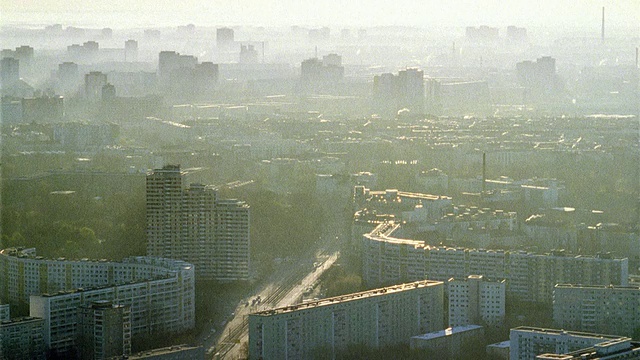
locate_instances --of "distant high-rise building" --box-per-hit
[2,46,33,77]
[78,301,131,360]
[1,57,20,87]
[249,280,444,360]
[84,71,108,101]
[146,165,250,280]
[516,56,562,100]
[101,83,116,101]
[506,26,528,42]
[239,44,259,64]
[58,62,80,95]
[124,40,138,62]
[101,28,113,39]
[158,51,197,80]
[373,68,424,115]
[300,54,344,90]
[217,27,234,50]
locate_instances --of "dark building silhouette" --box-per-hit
[22,95,64,123]
[300,54,344,91]
[1,57,19,88]
[373,68,424,116]
[516,56,563,101]
[217,27,235,50]
[57,62,80,96]
[84,71,108,101]
[124,39,138,61]
[239,44,259,64]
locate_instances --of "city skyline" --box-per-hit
[1,1,639,31]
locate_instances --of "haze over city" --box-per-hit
[0,0,638,359]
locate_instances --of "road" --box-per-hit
[208,250,339,359]
[205,197,350,359]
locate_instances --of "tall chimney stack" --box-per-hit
[482,152,486,195]
[601,7,605,42]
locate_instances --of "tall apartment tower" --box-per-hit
[146,165,250,280]
[1,57,20,87]
[448,275,505,328]
[216,27,234,50]
[124,40,138,62]
[77,301,131,360]
[146,164,183,259]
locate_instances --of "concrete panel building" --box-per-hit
[448,275,505,327]
[510,327,628,360]
[0,316,45,360]
[249,280,445,360]
[78,301,131,360]
[0,248,194,355]
[362,222,628,304]
[553,284,640,338]
[146,165,250,281]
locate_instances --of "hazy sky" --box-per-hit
[2,0,639,30]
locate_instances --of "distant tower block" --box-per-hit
[217,27,234,50]
[124,39,138,61]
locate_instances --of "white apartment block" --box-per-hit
[510,327,630,360]
[146,165,250,281]
[249,280,445,360]
[0,248,194,354]
[363,222,628,304]
[448,275,505,327]
[553,284,640,338]
[0,316,45,360]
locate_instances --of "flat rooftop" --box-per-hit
[555,284,640,291]
[412,325,483,340]
[252,280,443,316]
[511,327,626,341]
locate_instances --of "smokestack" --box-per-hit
[482,152,486,195]
[601,7,605,42]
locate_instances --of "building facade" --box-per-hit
[0,248,194,354]
[448,275,505,327]
[510,327,630,360]
[553,284,640,338]
[249,280,444,360]
[362,222,628,304]
[0,316,45,360]
[146,165,250,281]
[536,338,640,359]
[78,301,131,360]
